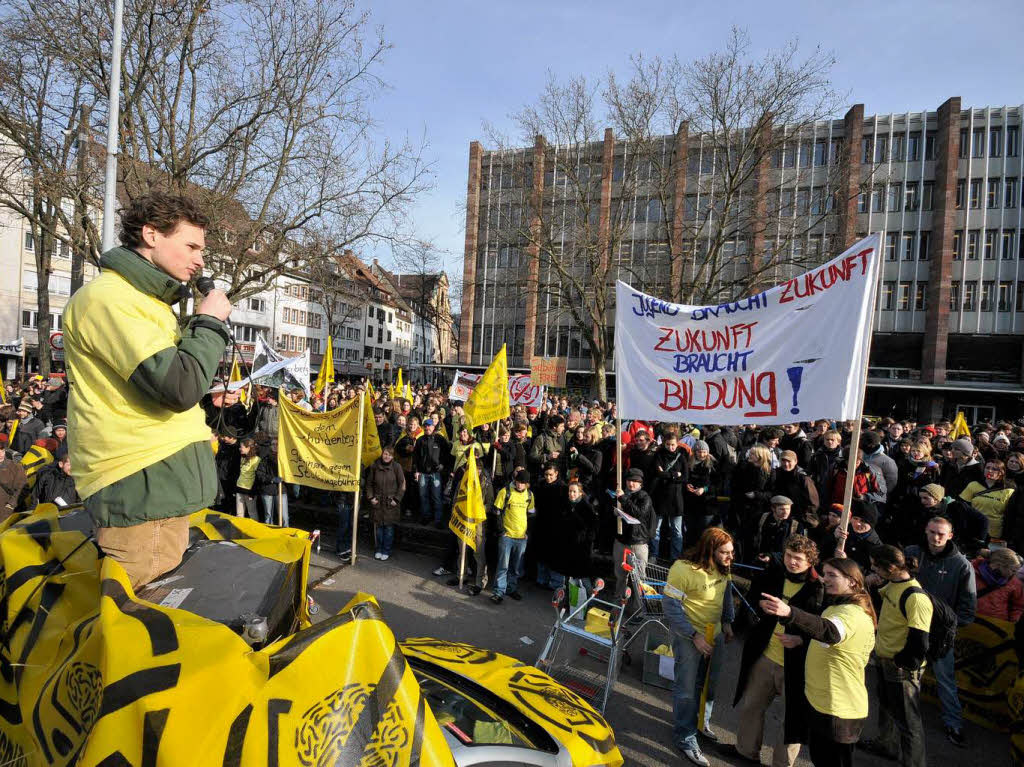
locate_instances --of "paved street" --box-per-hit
[302,541,1009,767]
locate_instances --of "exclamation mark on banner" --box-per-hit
[786,366,803,415]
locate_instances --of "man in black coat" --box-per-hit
[729,534,824,766]
[822,499,883,572]
[31,454,80,507]
[780,423,814,469]
[375,409,401,449]
[612,468,656,603]
[413,418,450,526]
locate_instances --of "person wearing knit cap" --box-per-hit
[942,438,985,500]
[827,499,881,572]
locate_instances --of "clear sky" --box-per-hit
[364,0,1024,275]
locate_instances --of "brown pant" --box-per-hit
[734,654,802,767]
[95,516,190,591]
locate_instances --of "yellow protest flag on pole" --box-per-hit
[449,448,487,552]
[951,411,971,439]
[360,387,382,467]
[228,358,248,404]
[313,336,334,396]
[395,367,404,393]
[464,344,510,429]
[366,379,377,402]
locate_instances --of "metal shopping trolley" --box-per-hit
[534,578,630,713]
[619,548,671,642]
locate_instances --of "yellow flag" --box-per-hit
[366,379,377,401]
[951,411,971,440]
[449,448,487,549]
[360,390,383,468]
[464,344,510,429]
[228,358,248,404]
[395,367,404,393]
[313,335,334,395]
[403,383,412,401]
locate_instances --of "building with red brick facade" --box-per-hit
[459,99,1024,422]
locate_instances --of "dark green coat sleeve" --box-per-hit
[129,315,230,413]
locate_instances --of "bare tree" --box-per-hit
[0,0,433,357]
[301,230,372,366]
[483,29,851,398]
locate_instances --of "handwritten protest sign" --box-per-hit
[277,393,379,491]
[614,233,881,424]
[531,357,567,388]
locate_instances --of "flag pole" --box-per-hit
[836,237,881,554]
[457,537,467,590]
[350,390,365,566]
[615,414,623,536]
[491,418,501,476]
[277,480,284,527]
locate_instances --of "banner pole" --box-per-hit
[277,480,283,527]
[458,538,467,590]
[615,415,623,536]
[836,237,882,554]
[491,419,501,476]
[351,390,365,566]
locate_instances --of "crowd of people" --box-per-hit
[5,369,1024,766]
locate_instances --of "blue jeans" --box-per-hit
[931,647,962,730]
[494,535,527,597]
[651,515,684,560]
[536,563,564,589]
[376,524,395,555]
[335,492,353,554]
[261,490,289,527]
[418,472,443,524]
[671,632,725,749]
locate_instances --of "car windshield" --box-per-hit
[414,672,532,747]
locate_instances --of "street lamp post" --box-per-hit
[101,0,125,251]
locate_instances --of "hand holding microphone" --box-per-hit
[195,276,233,323]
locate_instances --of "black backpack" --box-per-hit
[898,586,958,662]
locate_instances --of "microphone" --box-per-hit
[195,276,234,336]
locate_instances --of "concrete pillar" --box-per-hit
[669,121,689,303]
[837,104,864,250]
[522,135,546,363]
[459,141,483,364]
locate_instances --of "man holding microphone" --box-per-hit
[63,193,232,589]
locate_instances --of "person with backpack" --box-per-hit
[862,545,938,767]
[752,496,807,562]
[904,516,977,747]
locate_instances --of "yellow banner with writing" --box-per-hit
[278,393,380,491]
[464,344,510,429]
[448,449,487,550]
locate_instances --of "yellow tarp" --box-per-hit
[0,505,455,766]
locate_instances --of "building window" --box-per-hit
[312,339,320,355]
[918,231,930,260]
[885,232,898,261]
[914,282,927,311]
[1003,230,1017,260]
[999,281,1013,311]
[1018,282,1024,312]
[24,232,33,251]
[950,281,961,311]
[904,183,919,211]
[988,179,1000,209]
[991,127,1003,157]
[953,230,963,260]
[969,178,982,209]
[922,182,933,211]
[1007,178,1019,209]
[857,191,868,213]
[925,131,937,160]
[963,281,977,311]
[888,183,902,212]
[813,139,827,166]
[985,229,996,260]
[861,137,872,164]
[955,180,965,209]
[959,128,969,159]
[1008,125,1020,158]
[882,281,895,311]
[897,281,912,311]
[22,271,37,291]
[967,229,979,260]
[248,297,266,312]
[907,131,921,162]
[875,136,888,164]
[872,186,885,213]
[902,233,915,260]
[972,127,986,158]
[981,280,994,311]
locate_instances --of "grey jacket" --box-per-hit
[905,542,977,625]
[864,447,898,503]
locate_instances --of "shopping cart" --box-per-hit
[534,578,630,714]
[619,548,671,645]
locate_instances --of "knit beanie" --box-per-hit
[920,483,945,503]
[952,438,973,456]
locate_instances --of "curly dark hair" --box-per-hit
[119,193,210,248]
[782,534,819,566]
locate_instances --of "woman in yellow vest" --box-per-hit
[235,438,261,519]
[760,556,876,767]
[960,459,1015,540]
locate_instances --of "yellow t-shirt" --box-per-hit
[960,481,1014,538]
[63,271,212,498]
[495,487,535,539]
[804,602,875,719]
[664,561,730,638]
[763,579,802,667]
[875,579,933,663]
[236,456,260,491]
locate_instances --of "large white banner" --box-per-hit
[0,338,23,356]
[448,369,545,409]
[614,233,881,424]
